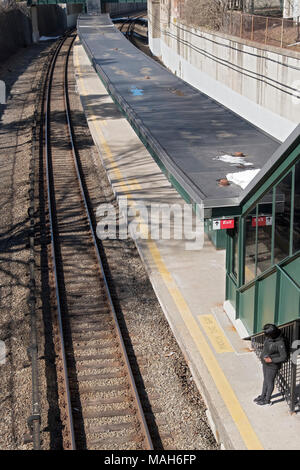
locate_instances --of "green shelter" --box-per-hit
[225,125,300,336]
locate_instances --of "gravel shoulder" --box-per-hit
[0,42,54,449]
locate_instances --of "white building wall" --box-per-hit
[283,0,300,18]
[148,1,300,141]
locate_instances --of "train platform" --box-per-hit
[74,22,300,449]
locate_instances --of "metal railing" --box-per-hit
[223,10,300,51]
[236,250,300,335]
[251,319,300,413]
[175,4,300,52]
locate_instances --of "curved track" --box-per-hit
[117,13,148,50]
[42,32,153,450]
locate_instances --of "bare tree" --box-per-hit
[1,0,16,8]
[184,0,230,29]
[0,0,30,18]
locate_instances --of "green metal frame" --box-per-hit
[241,164,298,288]
[205,219,228,250]
[226,145,300,335]
[241,143,300,217]
[236,254,300,334]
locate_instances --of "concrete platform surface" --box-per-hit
[73,38,300,450]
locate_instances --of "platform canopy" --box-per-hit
[27,0,146,5]
[78,14,280,219]
[28,0,84,4]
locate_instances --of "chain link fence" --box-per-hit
[175,1,300,52]
[223,10,300,51]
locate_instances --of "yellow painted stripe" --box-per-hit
[74,44,263,450]
[144,241,263,450]
[198,314,234,354]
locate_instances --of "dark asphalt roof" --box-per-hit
[78,14,280,212]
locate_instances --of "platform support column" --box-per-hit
[148,0,161,56]
[31,6,40,43]
[86,0,102,15]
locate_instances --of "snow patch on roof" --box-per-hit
[214,154,253,166]
[226,169,261,189]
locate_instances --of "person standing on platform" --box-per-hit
[253,324,288,406]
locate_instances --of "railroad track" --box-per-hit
[117,13,148,49]
[116,15,162,65]
[41,31,153,450]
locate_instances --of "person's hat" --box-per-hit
[263,323,280,339]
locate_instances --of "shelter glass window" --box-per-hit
[230,219,239,279]
[294,160,300,254]
[244,210,256,283]
[274,171,292,264]
[256,191,273,276]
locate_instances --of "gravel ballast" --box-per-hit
[68,46,218,450]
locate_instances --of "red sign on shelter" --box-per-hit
[220,219,235,229]
[213,219,235,230]
[252,216,272,227]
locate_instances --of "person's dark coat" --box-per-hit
[260,332,288,369]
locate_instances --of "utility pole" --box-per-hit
[243,0,254,13]
[31,5,40,43]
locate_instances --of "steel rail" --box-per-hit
[43,31,153,450]
[63,33,153,451]
[118,12,147,36]
[44,33,76,450]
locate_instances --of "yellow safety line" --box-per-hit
[74,43,263,450]
[199,314,234,354]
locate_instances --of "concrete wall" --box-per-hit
[87,0,101,15]
[65,3,83,28]
[103,2,147,16]
[0,1,145,62]
[37,5,67,35]
[148,0,300,142]
[37,3,81,35]
[148,0,160,52]
[0,3,74,62]
[283,0,300,18]
[68,3,83,27]
[0,7,32,63]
